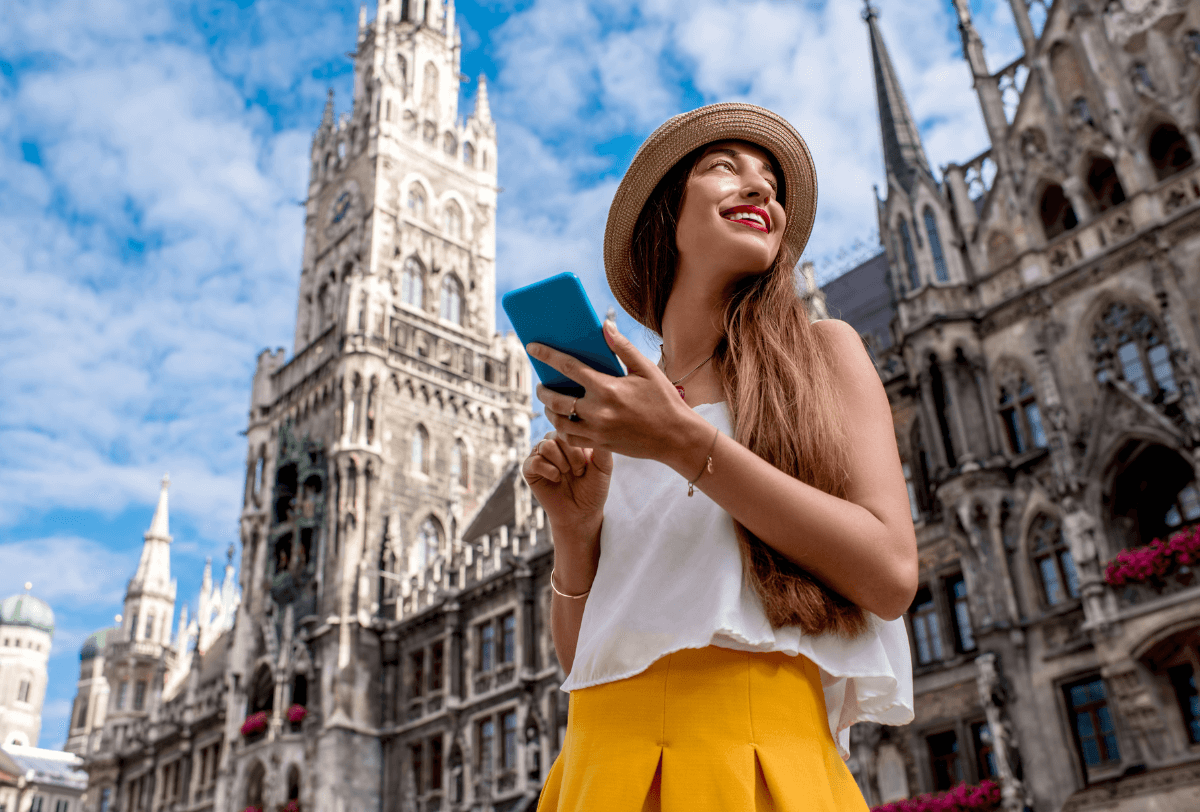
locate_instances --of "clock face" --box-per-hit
[331,192,352,224]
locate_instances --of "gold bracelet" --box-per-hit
[550,568,591,599]
[688,427,721,497]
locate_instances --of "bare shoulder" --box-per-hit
[811,319,874,382]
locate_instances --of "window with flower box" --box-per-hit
[927,730,963,791]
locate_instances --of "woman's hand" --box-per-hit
[528,321,706,468]
[521,432,613,537]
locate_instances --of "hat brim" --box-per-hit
[604,102,818,327]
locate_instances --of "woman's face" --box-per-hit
[674,140,786,286]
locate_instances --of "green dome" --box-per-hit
[0,592,55,634]
[80,627,119,660]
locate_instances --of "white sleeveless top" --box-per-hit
[559,402,914,757]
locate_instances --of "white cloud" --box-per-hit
[0,536,138,610]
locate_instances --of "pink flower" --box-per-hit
[240,711,268,737]
[286,704,307,724]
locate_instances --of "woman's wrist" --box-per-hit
[552,533,601,595]
[663,410,722,481]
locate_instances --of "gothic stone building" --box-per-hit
[223,1,544,810]
[816,2,1200,811]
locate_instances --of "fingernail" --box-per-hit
[527,343,541,357]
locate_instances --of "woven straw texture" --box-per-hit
[603,102,818,325]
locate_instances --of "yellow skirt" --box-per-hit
[537,646,869,811]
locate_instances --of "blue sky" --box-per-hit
[0,0,1022,748]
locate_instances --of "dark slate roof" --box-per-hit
[80,626,119,660]
[461,463,520,543]
[819,250,897,351]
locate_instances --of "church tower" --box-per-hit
[104,475,179,733]
[232,2,532,810]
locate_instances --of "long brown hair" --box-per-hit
[630,143,868,637]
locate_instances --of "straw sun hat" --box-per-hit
[603,102,818,325]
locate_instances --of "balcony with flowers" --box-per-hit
[871,780,1000,812]
[1105,523,1200,609]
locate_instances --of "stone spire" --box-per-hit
[128,475,174,599]
[863,1,933,194]
[472,74,492,124]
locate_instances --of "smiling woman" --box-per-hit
[525,103,916,812]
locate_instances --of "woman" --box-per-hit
[522,103,917,811]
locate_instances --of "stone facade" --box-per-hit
[820,2,1200,810]
[221,1,534,810]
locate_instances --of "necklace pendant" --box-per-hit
[676,385,686,399]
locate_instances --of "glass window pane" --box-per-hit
[1166,505,1182,527]
[1118,342,1151,396]
[1180,485,1200,521]
[927,612,944,661]
[1148,343,1177,394]
[955,600,976,651]
[1024,402,1047,448]
[924,208,949,282]
[1075,711,1095,738]
[1097,705,1115,734]
[1080,738,1101,766]
[914,618,933,664]
[1039,556,1063,605]
[1002,408,1025,453]
[1060,551,1080,598]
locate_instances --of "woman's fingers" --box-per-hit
[535,384,578,417]
[602,319,659,378]
[526,343,603,390]
[536,435,573,475]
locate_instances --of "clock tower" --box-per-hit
[231,1,532,809]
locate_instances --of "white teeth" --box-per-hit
[724,211,766,228]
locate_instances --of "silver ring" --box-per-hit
[568,397,581,423]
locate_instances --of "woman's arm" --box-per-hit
[664,319,917,620]
[548,517,602,676]
[529,318,918,622]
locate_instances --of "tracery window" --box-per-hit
[898,218,919,291]
[1164,483,1200,529]
[998,377,1046,454]
[923,207,949,282]
[401,257,425,308]
[412,425,430,475]
[440,275,463,325]
[1148,123,1194,181]
[1092,303,1177,400]
[443,200,463,239]
[463,142,475,166]
[945,573,975,653]
[1030,514,1079,607]
[407,184,427,220]
[417,517,441,568]
[451,439,468,488]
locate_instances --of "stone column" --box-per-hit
[975,653,1033,812]
[445,602,464,707]
[919,370,951,471]
[986,503,1022,629]
[1062,176,1094,225]
[971,356,1004,459]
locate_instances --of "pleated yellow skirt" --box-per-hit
[537,646,868,811]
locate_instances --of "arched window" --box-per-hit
[1092,303,1177,400]
[401,257,424,308]
[249,665,274,714]
[286,766,301,801]
[440,275,463,325]
[923,207,948,282]
[1148,123,1194,181]
[1039,183,1078,239]
[396,54,408,97]
[998,378,1046,454]
[463,142,475,166]
[1164,483,1200,530]
[443,131,457,156]
[144,613,154,640]
[1086,156,1126,212]
[407,184,427,220]
[412,425,430,475]
[451,440,468,489]
[418,517,442,568]
[1030,514,1079,607]
[245,761,265,810]
[898,218,919,290]
[422,61,439,107]
[443,200,463,239]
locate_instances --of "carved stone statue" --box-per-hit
[975,653,1033,812]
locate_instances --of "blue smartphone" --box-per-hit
[501,272,626,397]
